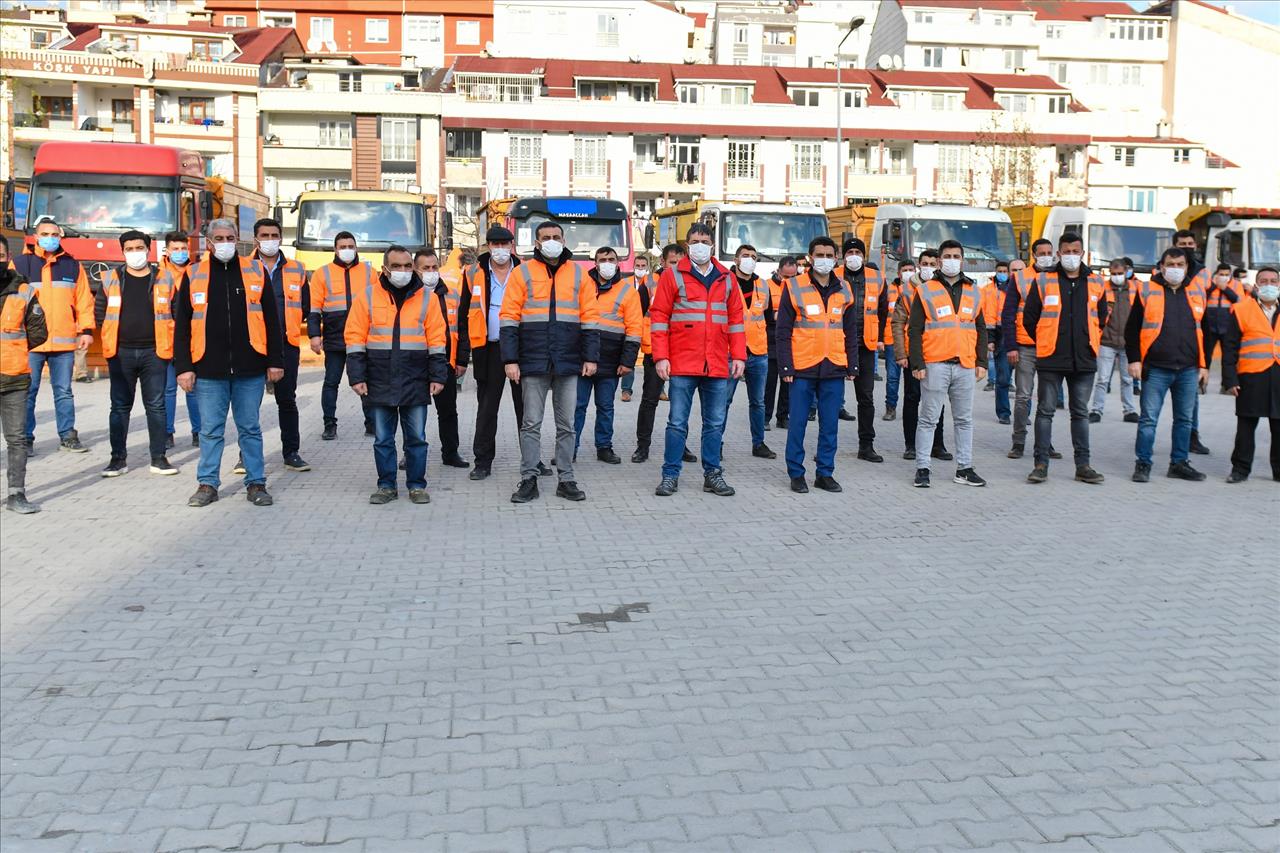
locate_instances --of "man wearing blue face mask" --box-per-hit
[159,231,201,447]
[989,260,1013,424]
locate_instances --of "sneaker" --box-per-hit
[620,390,632,402]
[101,457,128,478]
[1008,443,1024,459]
[5,492,39,514]
[555,481,586,501]
[659,391,669,401]
[60,431,88,453]
[808,411,817,422]
[752,443,777,459]
[469,467,491,481]
[283,453,311,472]
[882,407,896,421]
[902,448,916,460]
[913,469,931,488]
[984,382,995,391]
[998,416,1011,425]
[149,457,179,476]
[1048,446,1063,460]
[1088,412,1102,424]
[682,448,697,463]
[511,477,539,503]
[953,468,986,487]
[191,432,200,447]
[166,432,176,449]
[932,446,954,462]
[369,487,398,505]
[246,484,274,506]
[441,454,470,468]
[1132,462,1152,483]
[1226,470,1249,484]
[321,423,337,441]
[763,421,772,432]
[838,408,854,421]
[655,476,678,496]
[790,476,809,493]
[1167,460,1206,481]
[814,475,842,493]
[232,457,246,475]
[398,457,406,470]
[596,447,622,465]
[631,447,649,464]
[1123,412,1140,424]
[703,471,735,497]
[776,417,788,429]
[535,461,553,477]
[365,423,375,437]
[857,448,884,463]
[75,375,94,384]
[25,443,35,459]
[1026,463,1048,484]
[1075,465,1104,485]
[1189,432,1210,455]
[408,488,431,504]
[187,484,218,507]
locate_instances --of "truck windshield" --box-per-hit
[297,200,425,248]
[1249,227,1280,266]
[515,215,628,257]
[1089,225,1175,269]
[30,184,175,235]
[908,219,1016,265]
[720,213,827,259]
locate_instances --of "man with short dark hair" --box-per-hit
[416,247,468,468]
[1003,237,1055,459]
[575,246,641,464]
[95,230,178,478]
[892,250,948,461]
[1090,257,1138,424]
[726,243,774,459]
[159,231,200,447]
[1203,262,1240,391]
[0,235,48,513]
[309,230,375,440]
[1173,230,1211,454]
[765,255,799,429]
[841,237,885,461]
[988,260,1013,424]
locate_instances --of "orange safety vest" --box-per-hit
[919,278,979,368]
[1010,270,1035,346]
[638,275,659,355]
[158,258,190,289]
[786,272,852,370]
[441,277,461,367]
[1207,276,1241,309]
[884,281,901,346]
[1033,272,1103,359]
[260,255,308,347]
[187,256,268,364]
[850,265,884,350]
[596,276,643,350]
[98,266,175,360]
[312,260,374,315]
[738,273,769,357]
[1137,279,1206,365]
[15,245,91,352]
[978,280,1000,327]
[1231,296,1280,374]
[347,279,446,356]
[506,260,587,325]
[0,280,37,376]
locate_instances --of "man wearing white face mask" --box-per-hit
[95,230,177,478]
[726,244,775,459]
[1089,257,1138,424]
[841,237,886,461]
[309,231,375,440]
[1221,266,1280,482]
[1002,238,1061,461]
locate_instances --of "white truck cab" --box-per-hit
[870,203,1016,285]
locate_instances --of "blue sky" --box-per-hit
[1129,0,1280,25]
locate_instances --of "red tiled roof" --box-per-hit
[56,21,297,65]
[1204,150,1239,168]
[1093,136,1198,145]
[898,0,1137,22]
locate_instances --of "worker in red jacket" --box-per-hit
[649,223,746,498]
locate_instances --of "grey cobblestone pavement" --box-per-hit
[1,366,1276,853]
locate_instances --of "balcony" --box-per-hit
[12,112,137,143]
[262,137,351,172]
[633,161,702,192]
[444,158,484,188]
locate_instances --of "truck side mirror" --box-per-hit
[1018,232,1029,253]
[442,211,454,250]
[1,183,13,229]
[199,190,214,222]
[272,204,283,224]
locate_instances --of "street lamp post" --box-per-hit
[835,16,865,207]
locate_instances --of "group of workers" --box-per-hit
[1,214,1276,514]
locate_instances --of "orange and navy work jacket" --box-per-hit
[12,245,93,353]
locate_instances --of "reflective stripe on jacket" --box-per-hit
[188,256,267,363]
[649,257,746,377]
[0,280,38,376]
[498,255,601,375]
[99,266,175,360]
[919,278,978,368]
[1230,296,1280,374]
[786,272,853,370]
[12,246,92,352]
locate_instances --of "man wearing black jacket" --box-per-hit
[1174,230,1211,454]
[173,219,284,508]
[1020,233,1107,484]
[574,247,641,463]
[842,237,886,461]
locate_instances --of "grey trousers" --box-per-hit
[917,362,976,470]
[520,373,577,482]
[2,385,29,493]
[1012,345,1038,445]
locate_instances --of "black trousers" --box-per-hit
[471,343,522,470]
[1203,328,1225,379]
[1231,415,1280,478]
[902,368,945,450]
[108,347,168,461]
[852,346,878,448]
[322,349,372,430]
[434,373,460,459]
[1035,370,1094,466]
[635,354,664,450]
[271,345,300,457]
[765,356,790,423]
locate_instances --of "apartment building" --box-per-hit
[710,0,878,69]
[0,13,298,187]
[491,1,701,64]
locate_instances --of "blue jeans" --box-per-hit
[883,345,901,409]
[194,374,267,488]
[1135,366,1198,466]
[786,376,843,478]
[25,350,76,440]
[574,374,620,453]
[728,353,768,446]
[662,375,729,479]
[620,370,635,394]
[993,345,1012,420]
[165,361,201,435]
[371,404,427,490]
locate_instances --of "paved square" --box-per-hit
[2,368,1276,853]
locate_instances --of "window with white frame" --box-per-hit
[316,177,351,190]
[597,13,619,47]
[631,84,654,102]
[672,135,700,167]
[445,129,481,159]
[310,16,334,43]
[844,89,865,108]
[1048,95,1069,114]
[509,134,542,177]
[634,136,661,167]
[366,18,389,43]
[382,177,413,192]
[1048,62,1069,83]
[1173,147,1191,164]
[405,15,443,48]
[677,84,700,104]
[338,72,362,93]
[381,118,415,161]
[1089,63,1109,85]
[1114,146,1136,167]
[224,14,247,26]
[1127,188,1156,212]
[1045,24,1063,39]
[263,12,293,27]
[937,144,970,185]
[727,141,758,180]
[761,54,781,67]
[1003,49,1025,70]
[578,81,615,100]
[734,25,750,44]
[914,11,933,23]
[791,88,819,107]
[456,20,480,45]
[1121,64,1142,85]
[1108,18,1164,41]
[997,94,1028,112]
[792,142,821,181]
[849,145,871,175]
[888,90,911,108]
[574,136,607,178]
[318,120,351,148]
[922,46,943,67]
[719,85,751,105]
[931,91,960,111]
[887,147,907,175]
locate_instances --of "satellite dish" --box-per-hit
[484,40,496,53]
[892,55,903,70]
[306,36,321,52]
[630,53,641,63]
[877,54,892,70]
[323,40,337,52]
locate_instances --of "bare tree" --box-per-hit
[974,113,1044,206]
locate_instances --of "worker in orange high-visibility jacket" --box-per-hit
[94,230,180,480]
[840,238,887,460]
[416,247,468,469]
[158,231,201,448]
[1221,266,1280,483]
[574,246,641,465]
[620,253,652,403]
[725,244,776,460]
[309,230,376,440]
[346,245,449,506]
[172,218,285,509]
[13,216,94,453]
[500,220,600,504]
[1124,245,1208,483]
[776,235,859,494]
[0,235,48,514]
[764,255,799,430]
[1019,231,1108,486]
[1001,238,1058,459]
